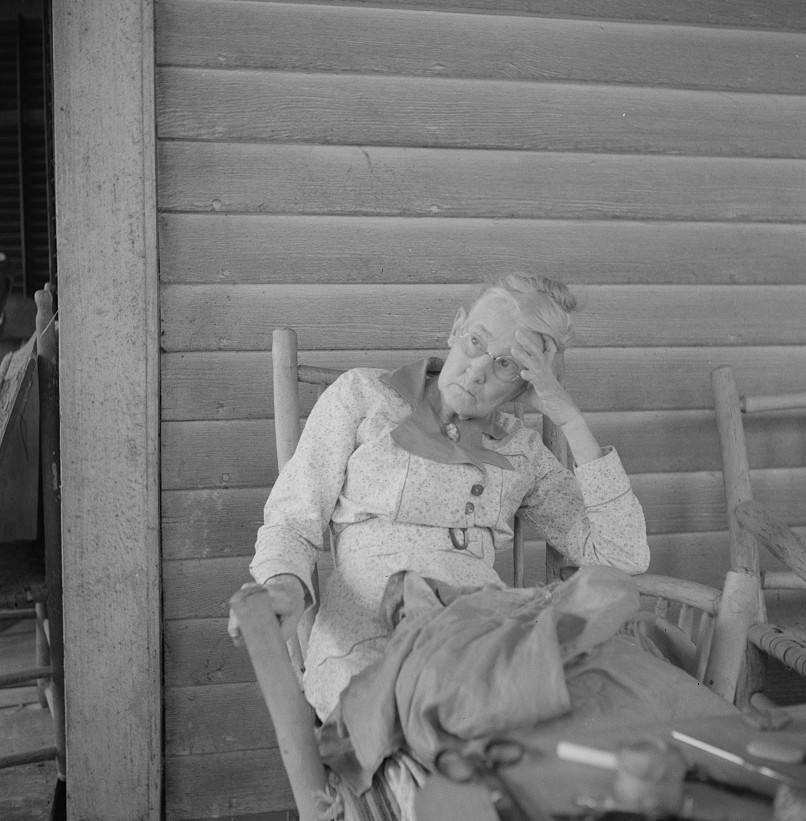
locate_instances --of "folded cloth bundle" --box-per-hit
[319,565,640,792]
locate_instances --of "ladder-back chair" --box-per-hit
[718,368,806,699]
[230,331,805,821]
[633,366,806,709]
[0,287,66,817]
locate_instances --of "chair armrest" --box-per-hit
[632,574,721,615]
[230,586,327,821]
[735,500,806,584]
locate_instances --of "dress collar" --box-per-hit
[379,359,514,472]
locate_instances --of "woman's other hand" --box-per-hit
[227,574,307,645]
[512,330,604,465]
[511,331,579,426]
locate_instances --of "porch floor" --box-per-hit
[0,618,58,821]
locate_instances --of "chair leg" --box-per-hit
[703,570,762,703]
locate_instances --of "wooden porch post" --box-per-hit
[51,1,161,819]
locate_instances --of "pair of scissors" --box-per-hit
[435,738,542,821]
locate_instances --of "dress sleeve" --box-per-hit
[519,445,650,575]
[249,370,365,603]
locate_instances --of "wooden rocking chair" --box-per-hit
[230,331,805,820]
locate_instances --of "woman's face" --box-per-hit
[437,297,537,420]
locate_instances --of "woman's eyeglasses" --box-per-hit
[457,333,524,383]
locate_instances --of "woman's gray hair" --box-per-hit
[470,274,578,349]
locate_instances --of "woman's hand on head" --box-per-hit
[227,574,307,644]
[511,331,581,427]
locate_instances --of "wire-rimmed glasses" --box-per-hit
[457,332,524,383]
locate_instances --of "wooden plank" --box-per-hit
[165,682,277,755]
[161,486,269,561]
[160,409,806,487]
[52,1,161,818]
[156,2,806,93]
[162,419,277,489]
[163,553,336,620]
[161,346,806,420]
[157,143,806,221]
[158,214,806,287]
[159,284,806,351]
[173,813,294,821]
[631,468,806,534]
[157,412,668,489]
[174,814,294,821]
[157,1,806,32]
[164,618,256,686]
[160,468,806,562]
[161,483,804,615]
[158,68,806,158]
[165,748,292,818]
[594,409,806,473]
[647,529,806,592]
[163,557,255,621]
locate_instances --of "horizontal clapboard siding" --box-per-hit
[160,469,806,563]
[165,748,292,819]
[155,2,806,818]
[158,215,806,286]
[160,284,806,351]
[157,0,806,38]
[159,143,806,221]
[162,347,806,419]
[164,532,806,725]
[163,529,806,690]
[158,69,806,158]
[156,2,806,91]
[161,414,806,487]
[162,502,806,619]
[165,682,279,755]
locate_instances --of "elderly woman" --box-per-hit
[237,274,650,723]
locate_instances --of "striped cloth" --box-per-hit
[315,753,427,821]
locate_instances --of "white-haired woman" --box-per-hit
[234,274,650,722]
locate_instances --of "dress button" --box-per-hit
[465,502,475,514]
[471,484,485,496]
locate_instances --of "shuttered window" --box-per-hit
[0,10,54,304]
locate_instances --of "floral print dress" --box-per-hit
[250,359,650,720]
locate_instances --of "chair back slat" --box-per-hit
[676,604,696,640]
[297,364,343,386]
[711,366,759,575]
[694,613,715,682]
[740,390,806,414]
[543,350,570,583]
[272,329,303,471]
[653,598,669,619]
[512,403,526,587]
